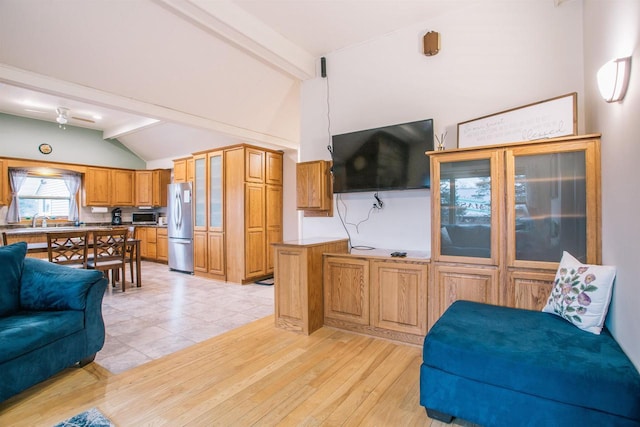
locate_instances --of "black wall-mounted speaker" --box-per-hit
[321,57,327,78]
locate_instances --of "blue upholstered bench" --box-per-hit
[420,300,640,427]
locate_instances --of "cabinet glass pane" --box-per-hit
[440,159,491,258]
[209,155,222,228]
[194,158,206,228]
[514,151,586,262]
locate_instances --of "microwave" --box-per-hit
[132,212,157,225]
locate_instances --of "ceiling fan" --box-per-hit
[56,107,95,129]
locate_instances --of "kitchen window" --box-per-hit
[18,175,73,219]
[6,168,81,224]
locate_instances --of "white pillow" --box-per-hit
[542,251,616,334]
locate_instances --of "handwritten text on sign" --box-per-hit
[458,94,576,148]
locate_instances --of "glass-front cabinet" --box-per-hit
[432,150,501,266]
[208,151,223,231]
[193,153,207,231]
[429,135,601,324]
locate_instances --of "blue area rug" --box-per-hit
[53,408,114,427]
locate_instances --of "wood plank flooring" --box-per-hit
[0,316,461,426]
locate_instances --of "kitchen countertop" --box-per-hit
[1,224,167,236]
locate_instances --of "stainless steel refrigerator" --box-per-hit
[168,182,194,273]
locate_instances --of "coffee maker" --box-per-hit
[111,208,122,225]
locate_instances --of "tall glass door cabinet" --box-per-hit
[429,135,601,328]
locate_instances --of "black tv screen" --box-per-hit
[331,119,434,193]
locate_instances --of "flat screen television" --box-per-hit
[331,119,434,193]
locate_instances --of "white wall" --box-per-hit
[300,0,584,252]
[583,0,640,369]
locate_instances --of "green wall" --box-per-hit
[0,112,145,169]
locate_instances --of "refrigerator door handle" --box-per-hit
[175,192,182,229]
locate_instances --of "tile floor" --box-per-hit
[95,261,274,374]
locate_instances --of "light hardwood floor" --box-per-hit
[0,315,462,426]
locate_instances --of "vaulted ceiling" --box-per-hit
[0,0,522,163]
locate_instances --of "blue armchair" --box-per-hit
[0,242,108,402]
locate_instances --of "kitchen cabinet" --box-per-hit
[273,238,349,335]
[193,231,208,273]
[193,153,207,232]
[207,232,225,277]
[429,134,601,327]
[135,169,170,207]
[0,159,8,205]
[156,228,168,262]
[323,251,429,345]
[225,145,283,284]
[296,160,332,214]
[138,227,157,260]
[173,158,188,183]
[111,169,135,206]
[84,167,134,207]
[84,167,111,206]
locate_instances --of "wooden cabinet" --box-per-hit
[187,145,283,283]
[296,160,332,214]
[111,169,135,206]
[273,239,349,335]
[135,171,154,206]
[225,145,283,284]
[323,252,429,345]
[173,157,194,183]
[84,167,111,206]
[0,159,8,206]
[429,134,601,324]
[173,158,188,183]
[370,260,428,337]
[324,256,370,326]
[135,169,170,207]
[193,231,208,273]
[156,228,168,262]
[84,167,134,207]
[138,226,157,260]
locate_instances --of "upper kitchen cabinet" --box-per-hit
[0,159,8,206]
[84,167,111,206]
[135,169,171,207]
[173,157,188,183]
[111,169,135,206]
[84,167,134,207]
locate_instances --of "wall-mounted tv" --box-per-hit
[331,119,434,193]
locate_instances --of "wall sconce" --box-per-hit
[597,57,631,102]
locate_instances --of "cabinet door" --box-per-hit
[84,167,111,206]
[245,183,265,277]
[145,227,157,259]
[193,231,208,272]
[296,161,330,210]
[138,227,148,258]
[505,140,599,269]
[208,151,224,232]
[135,170,153,206]
[193,154,207,231]
[245,148,265,183]
[508,270,555,311]
[429,264,499,329]
[0,159,7,205]
[111,169,135,206]
[207,231,225,277]
[186,158,195,182]
[152,169,171,207]
[274,247,306,331]
[265,151,283,185]
[323,256,369,325]
[370,260,427,336]
[157,228,168,262]
[431,150,501,266]
[173,159,187,183]
[265,184,282,273]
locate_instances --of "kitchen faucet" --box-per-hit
[31,213,48,228]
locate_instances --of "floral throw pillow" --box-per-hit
[542,251,616,334]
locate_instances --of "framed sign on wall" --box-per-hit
[457,93,577,148]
